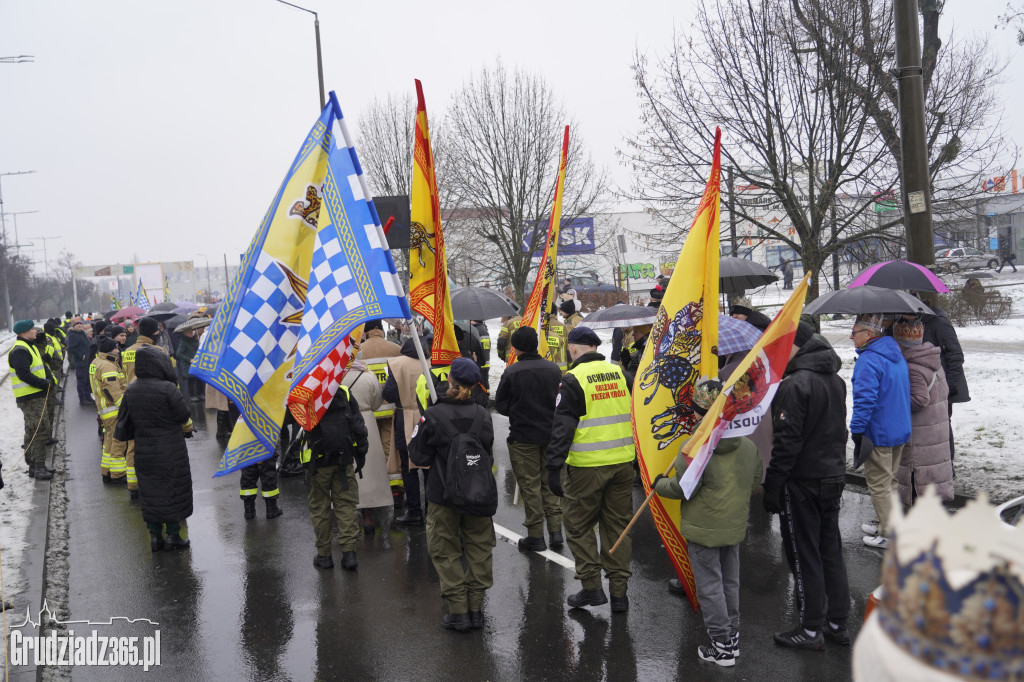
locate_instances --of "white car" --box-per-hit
[933,247,999,272]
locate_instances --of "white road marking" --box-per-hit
[492,522,576,569]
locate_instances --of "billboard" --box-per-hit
[522,217,596,256]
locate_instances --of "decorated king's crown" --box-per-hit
[856,489,1024,681]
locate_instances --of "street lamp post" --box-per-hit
[0,171,37,330]
[196,254,212,302]
[273,0,325,110]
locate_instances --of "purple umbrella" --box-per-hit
[717,315,762,356]
[849,260,950,293]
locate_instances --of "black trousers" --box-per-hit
[239,452,279,497]
[779,479,851,629]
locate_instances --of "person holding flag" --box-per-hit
[546,325,635,613]
[653,380,762,667]
[763,322,852,650]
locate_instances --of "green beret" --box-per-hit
[13,320,34,334]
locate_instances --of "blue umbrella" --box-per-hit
[716,315,762,356]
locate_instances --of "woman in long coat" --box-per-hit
[892,319,953,507]
[116,345,195,552]
[341,361,393,530]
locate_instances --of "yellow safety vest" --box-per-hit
[566,359,635,467]
[364,357,395,418]
[415,366,450,411]
[299,385,351,464]
[8,339,47,399]
[479,336,491,369]
[547,322,566,371]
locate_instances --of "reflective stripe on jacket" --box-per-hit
[364,356,396,418]
[565,359,635,467]
[9,340,47,399]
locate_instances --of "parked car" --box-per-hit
[563,273,620,294]
[933,247,999,273]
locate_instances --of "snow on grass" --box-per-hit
[0,332,37,599]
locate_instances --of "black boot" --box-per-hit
[243,496,256,520]
[265,496,283,519]
[215,411,230,440]
[32,466,53,481]
[164,533,190,550]
[362,508,375,537]
[150,533,164,552]
[341,551,358,570]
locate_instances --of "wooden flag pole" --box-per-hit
[609,457,680,555]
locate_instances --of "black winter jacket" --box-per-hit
[922,306,970,403]
[66,329,91,364]
[408,396,493,507]
[306,388,368,464]
[494,352,562,444]
[765,337,847,492]
[115,346,194,523]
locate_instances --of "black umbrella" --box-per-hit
[450,287,520,320]
[719,257,779,294]
[163,314,188,332]
[149,301,178,314]
[581,304,657,330]
[803,285,932,316]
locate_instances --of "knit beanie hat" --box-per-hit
[510,325,538,353]
[97,336,118,353]
[105,325,125,338]
[892,319,924,347]
[137,317,160,338]
[793,322,814,348]
[729,297,753,316]
[692,379,723,416]
[854,313,886,333]
[559,299,576,315]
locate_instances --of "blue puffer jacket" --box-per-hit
[850,335,911,447]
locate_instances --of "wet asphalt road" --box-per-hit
[62,377,881,681]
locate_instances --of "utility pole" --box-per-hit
[31,235,60,272]
[894,0,935,269]
[5,210,38,255]
[726,166,738,257]
[0,171,37,330]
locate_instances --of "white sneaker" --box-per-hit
[861,520,879,536]
[863,535,889,549]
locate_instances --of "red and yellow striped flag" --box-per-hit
[512,125,570,366]
[631,127,722,611]
[409,79,460,365]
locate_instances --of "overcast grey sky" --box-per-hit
[0,1,1020,272]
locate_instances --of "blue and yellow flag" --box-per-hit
[192,102,338,476]
[286,92,411,430]
[136,281,151,311]
[632,127,722,612]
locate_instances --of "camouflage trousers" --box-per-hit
[18,397,51,466]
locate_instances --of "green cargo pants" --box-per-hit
[562,461,634,597]
[307,463,360,555]
[508,440,562,538]
[426,503,495,614]
[18,397,51,466]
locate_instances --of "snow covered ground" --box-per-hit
[0,331,36,600]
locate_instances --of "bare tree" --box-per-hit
[790,0,1012,218]
[623,0,905,299]
[998,2,1024,45]
[441,62,609,304]
[356,93,417,197]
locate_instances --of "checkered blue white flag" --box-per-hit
[136,281,151,311]
[286,93,410,425]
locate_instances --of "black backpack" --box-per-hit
[435,406,497,517]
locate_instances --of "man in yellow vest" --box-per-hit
[546,325,635,613]
[8,320,55,480]
[90,336,128,484]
